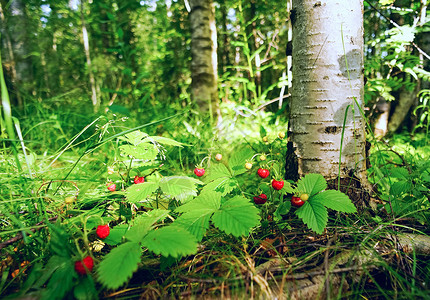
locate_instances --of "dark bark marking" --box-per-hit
[285,141,299,182]
[324,126,339,134]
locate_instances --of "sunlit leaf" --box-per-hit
[126,181,159,204]
[296,173,327,197]
[312,190,357,213]
[295,201,327,234]
[142,226,198,258]
[159,176,202,202]
[97,242,141,289]
[211,195,260,236]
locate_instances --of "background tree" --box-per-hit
[189,0,219,123]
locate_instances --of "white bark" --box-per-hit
[189,0,219,122]
[80,0,98,111]
[290,0,366,180]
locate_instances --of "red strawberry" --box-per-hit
[271,179,284,190]
[291,196,305,207]
[253,193,268,204]
[106,182,116,192]
[257,168,270,178]
[96,224,110,239]
[194,168,205,177]
[134,175,145,184]
[74,256,94,275]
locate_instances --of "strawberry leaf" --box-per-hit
[313,190,357,213]
[119,131,148,145]
[175,191,221,213]
[141,136,185,147]
[174,192,221,240]
[142,226,198,258]
[204,163,231,182]
[97,242,142,289]
[174,212,212,241]
[120,143,158,160]
[159,176,203,202]
[103,224,128,245]
[295,200,328,234]
[228,147,254,176]
[296,173,327,197]
[126,181,159,204]
[43,256,75,300]
[201,177,237,196]
[211,195,260,236]
[125,209,171,243]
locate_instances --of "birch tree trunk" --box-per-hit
[287,0,367,184]
[80,0,98,111]
[189,0,220,123]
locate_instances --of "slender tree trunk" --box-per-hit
[80,0,98,111]
[218,0,230,74]
[189,0,220,123]
[1,0,32,107]
[0,2,22,106]
[287,0,367,186]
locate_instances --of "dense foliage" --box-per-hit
[1,0,429,298]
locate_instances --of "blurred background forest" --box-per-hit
[1,0,430,298]
[1,0,429,145]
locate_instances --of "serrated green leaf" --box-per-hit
[119,131,148,145]
[73,276,98,300]
[103,224,128,246]
[175,191,221,213]
[201,177,237,196]
[228,147,254,176]
[390,167,410,179]
[204,163,231,182]
[312,190,357,213]
[44,257,75,300]
[279,181,295,194]
[296,174,327,197]
[125,209,171,242]
[259,183,271,195]
[120,143,158,160]
[174,212,211,241]
[142,136,185,147]
[211,195,260,236]
[274,200,291,218]
[174,192,221,240]
[126,181,159,204]
[390,180,412,196]
[97,242,142,289]
[142,226,198,258]
[295,201,328,234]
[260,126,267,138]
[159,176,202,202]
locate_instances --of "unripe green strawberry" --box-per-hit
[64,196,75,204]
[245,162,253,170]
[300,193,309,201]
[278,131,286,139]
[215,153,222,161]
